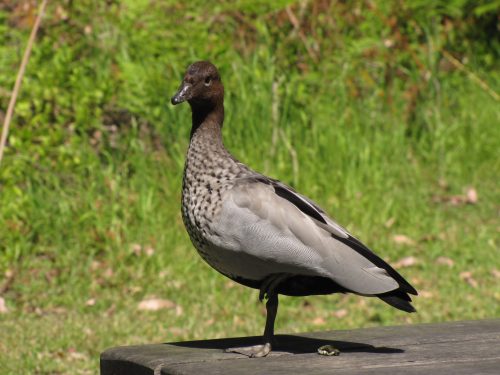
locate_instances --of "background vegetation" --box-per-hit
[0,0,499,373]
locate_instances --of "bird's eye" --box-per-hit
[204,76,212,86]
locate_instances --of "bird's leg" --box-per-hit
[226,275,284,358]
[262,293,278,347]
[225,293,279,358]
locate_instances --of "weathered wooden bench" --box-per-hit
[101,319,500,374]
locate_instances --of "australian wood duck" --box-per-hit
[171,61,417,358]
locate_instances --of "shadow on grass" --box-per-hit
[169,334,403,355]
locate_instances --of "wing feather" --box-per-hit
[213,177,412,295]
[246,176,417,296]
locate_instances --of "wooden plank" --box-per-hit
[100,319,500,375]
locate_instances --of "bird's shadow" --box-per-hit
[169,334,403,355]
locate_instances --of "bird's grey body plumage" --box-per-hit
[181,118,413,297]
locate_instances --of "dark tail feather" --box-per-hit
[378,290,416,313]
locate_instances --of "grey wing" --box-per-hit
[212,177,415,296]
[267,178,417,295]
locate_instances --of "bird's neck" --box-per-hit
[184,99,251,199]
[190,101,224,142]
[186,101,229,170]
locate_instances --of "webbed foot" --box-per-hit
[225,342,271,358]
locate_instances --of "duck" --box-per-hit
[171,61,417,358]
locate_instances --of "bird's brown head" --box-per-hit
[171,61,223,109]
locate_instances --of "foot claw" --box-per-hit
[317,345,340,356]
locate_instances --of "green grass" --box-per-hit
[1,1,499,373]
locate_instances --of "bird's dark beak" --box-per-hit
[171,81,192,105]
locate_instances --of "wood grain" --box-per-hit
[100,319,500,375]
